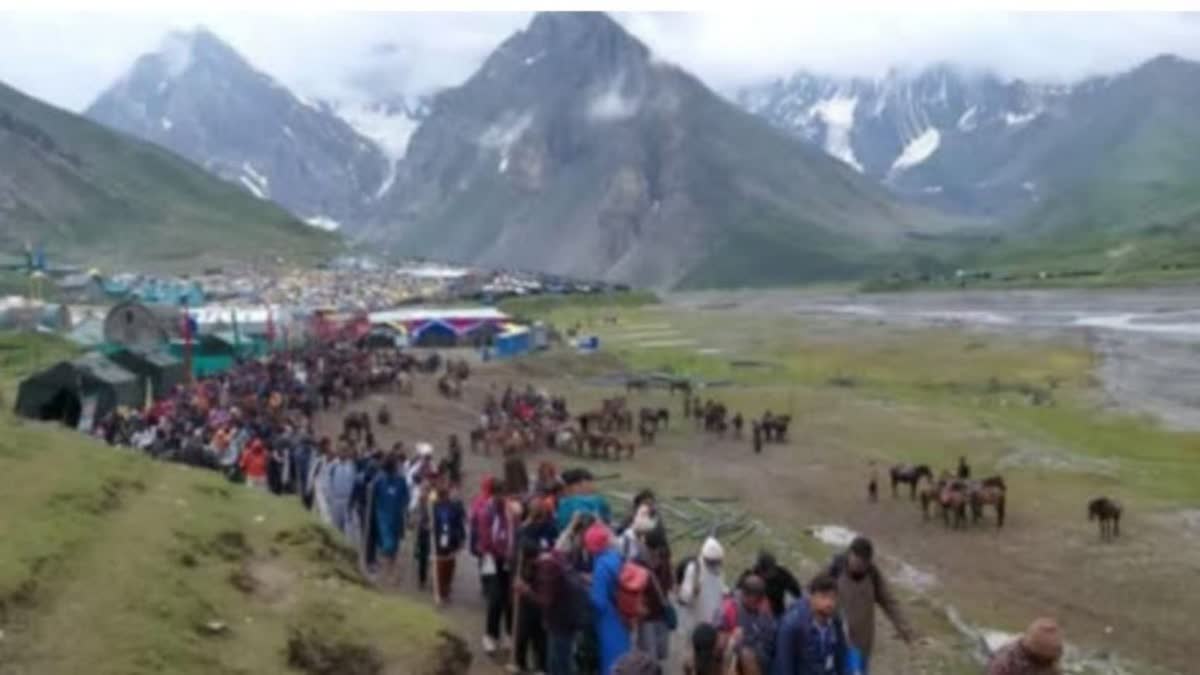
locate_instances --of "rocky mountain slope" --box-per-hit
[0,78,333,265]
[365,12,965,288]
[87,28,388,231]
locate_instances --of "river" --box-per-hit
[672,287,1200,431]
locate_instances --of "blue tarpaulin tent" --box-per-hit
[493,326,531,360]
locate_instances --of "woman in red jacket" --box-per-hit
[240,438,269,489]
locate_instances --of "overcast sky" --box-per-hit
[2,11,1199,112]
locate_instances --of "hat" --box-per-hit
[417,442,434,457]
[700,537,725,562]
[1020,618,1063,662]
[583,522,612,555]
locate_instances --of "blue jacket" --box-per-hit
[555,493,612,531]
[771,599,848,675]
[590,548,630,675]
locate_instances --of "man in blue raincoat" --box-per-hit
[370,453,410,587]
[585,522,629,675]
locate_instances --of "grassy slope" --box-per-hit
[0,336,446,675]
[0,81,337,267]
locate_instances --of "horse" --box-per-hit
[639,416,658,445]
[890,464,933,499]
[760,414,791,442]
[969,480,1007,528]
[939,480,970,529]
[1088,497,1122,541]
[376,404,391,427]
[669,379,693,397]
[626,377,649,394]
[437,375,461,399]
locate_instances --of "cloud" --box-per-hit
[0,11,1198,112]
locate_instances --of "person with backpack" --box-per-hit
[634,528,675,666]
[825,537,914,673]
[715,575,777,671]
[771,574,848,675]
[478,480,520,655]
[585,521,630,675]
[512,535,548,674]
[679,537,728,639]
[740,551,803,618]
[526,535,591,675]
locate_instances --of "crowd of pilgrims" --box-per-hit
[85,342,1064,675]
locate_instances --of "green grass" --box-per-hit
[0,331,81,404]
[498,290,659,319]
[0,81,339,268]
[0,334,448,674]
[529,304,1200,506]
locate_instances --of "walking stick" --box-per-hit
[428,490,442,604]
[507,536,527,669]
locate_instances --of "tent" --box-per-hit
[107,348,186,403]
[169,334,238,378]
[14,353,141,429]
[410,321,458,348]
[103,300,182,350]
[493,326,532,359]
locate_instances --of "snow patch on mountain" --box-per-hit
[374,161,397,200]
[809,96,862,172]
[239,176,266,199]
[480,111,534,173]
[1005,110,1040,126]
[305,215,341,231]
[336,103,420,163]
[157,31,196,79]
[891,128,941,172]
[161,118,173,131]
[956,106,978,132]
[523,51,545,66]
[588,77,640,122]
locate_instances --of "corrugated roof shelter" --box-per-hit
[15,353,141,428]
[107,348,186,403]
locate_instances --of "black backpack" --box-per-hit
[561,561,594,631]
[674,555,697,587]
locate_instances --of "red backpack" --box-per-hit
[617,561,651,626]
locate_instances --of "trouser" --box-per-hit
[434,555,457,602]
[515,599,546,671]
[635,619,670,662]
[415,529,431,588]
[484,561,513,639]
[546,629,577,675]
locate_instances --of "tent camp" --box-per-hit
[15,353,141,429]
[107,348,186,402]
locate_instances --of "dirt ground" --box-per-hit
[313,349,1196,675]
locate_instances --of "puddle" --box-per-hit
[890,560,938,592]
[807,524,859,548]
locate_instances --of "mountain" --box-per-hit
[979,55,1200,274]
[366,12,966,288]
[0,78,334,265]
[740,57,1200,278]
[737,66,1071,217]
[87,28,388,231]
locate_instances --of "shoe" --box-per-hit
[482,635,497,655]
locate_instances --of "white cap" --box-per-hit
[701,537,725,561]
[417,442,434,457]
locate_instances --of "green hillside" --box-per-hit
[0,336,448,675]
[0,81,337,267]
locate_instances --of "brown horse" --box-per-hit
[969,480,1007,528]
[1088,497,1122,541]
[890,464,933,499]
[939,480,970,529]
